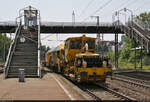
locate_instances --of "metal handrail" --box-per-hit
[133,17,150,31]
[37,13,41,78]
[5,22,22,77]
[122,20,150,53]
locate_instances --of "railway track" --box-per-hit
[61,74,136,101]
[95,83,136,101]
[78,84,102,100]
[107,74,150,100]
[111,74,150,88]
[61,75,102,100]
[116,71,150,81]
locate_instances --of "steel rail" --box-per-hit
[110,75,150,89]
[61,74,101,100]
[95,83,137,101]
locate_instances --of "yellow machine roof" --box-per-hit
[47,44,64,53]
[66,35,96,41]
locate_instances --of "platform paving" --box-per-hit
[0,72,76,100]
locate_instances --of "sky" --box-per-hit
[1,0,150,48]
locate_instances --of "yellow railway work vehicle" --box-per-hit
[63,35,96,73]
[103,57,112,75]
[50,44,64,73]
[71,52,107,83]
[62,35,112,83]
[45,50,51,67]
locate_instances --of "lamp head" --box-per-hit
[124,8,127,12]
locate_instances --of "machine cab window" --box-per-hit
[83,39,95,49]
[65,40,69,49]
[70,39,81,49]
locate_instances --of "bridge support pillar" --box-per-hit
[115,33,118,69]
[140,44,143,69]
[134,41,136,70]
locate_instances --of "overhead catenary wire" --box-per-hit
[82,0,113,22]
[41,34,54,40]
[78,0,95,18]
[116,0,131,10]
[125,0,139,7]
[133,0,150,12]
[113,0,137,13]
[119,0,137,9]
[111,0,139,16]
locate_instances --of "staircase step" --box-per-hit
[15,48,37,52]
[14,52,38,56]
[10,63,37,66]
[12,55,37,59]
[17,44,38,48]
[17,38,37,44]
[7,73,38,78]
[11,63,37,66]
[9,66,37,72]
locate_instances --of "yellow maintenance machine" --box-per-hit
[45,44,64,72]
[45,35,112,83]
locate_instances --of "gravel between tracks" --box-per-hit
[81,84,124,100]
[107,77,150,101]
[117,71,150,81]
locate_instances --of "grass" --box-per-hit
[0,61,4,65]
[118,61,150,70]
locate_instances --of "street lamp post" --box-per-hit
[113,9,129,70]
[118,8,136,70]
[91,16,99,27]
[90,16,100,42]
[112,11,118,28]
[91,16,104,56]
[112,11,119,69]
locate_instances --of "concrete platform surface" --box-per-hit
[0,72,79,100]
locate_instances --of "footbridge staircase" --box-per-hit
[4,6,41,78]
[115,17,150,53]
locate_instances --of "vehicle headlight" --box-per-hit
[78,60,81,66]
[103,61,107,67]
[82,60,87,68]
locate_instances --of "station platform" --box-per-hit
[0,69,89,100]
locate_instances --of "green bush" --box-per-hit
[143,56,150,65]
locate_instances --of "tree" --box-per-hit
[0,34,12,61]
[107,51,115,63]
[103,44,108,52]
[96,44,102,53]
[96,43,109,53]
[46,46,51,52]
[41,45,47,53]
[137,12,150,24]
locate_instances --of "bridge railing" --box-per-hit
[0,21,16,26]
[119,19,150,53]
[133,17,150,31]
[41,21,114,27]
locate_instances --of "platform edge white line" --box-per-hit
[51,74,75,100]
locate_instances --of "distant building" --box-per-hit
[121,35,126,43]
[97,40,123,53]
